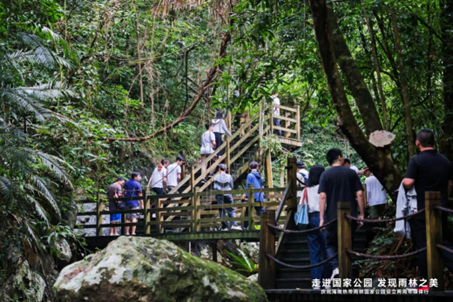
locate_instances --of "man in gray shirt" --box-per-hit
[107,177,125,236]
[213,164,241,231]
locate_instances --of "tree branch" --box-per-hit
[105,32,231,143]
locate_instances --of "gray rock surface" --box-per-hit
[54,236,268,302]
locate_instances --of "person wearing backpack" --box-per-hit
[243,161,265,230]
[300,165,329,287]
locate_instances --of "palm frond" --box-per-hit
[34,151,73,189]
[0,176,12,199]
[29,176,61,220]
[25,195,50,225]
[2,87,51,122]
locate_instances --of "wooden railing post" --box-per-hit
[265,150,273,189]
[190,167,195,193]
[338,202,352,279]
[425,191,444,291]
[248,184,254,229]
[156,198,162,234]
[258,210,276,289]
[192,187,200,232]
[279,167,285,187]
[269,109,274,134]
[225,135,230,173]
[121,206,126,235]
[295,105,300,140]
[96,201,102,236]
[285,112,291,138]
[144,191,150,234]
[287,157,297,209]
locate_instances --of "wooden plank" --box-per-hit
[231,132,261,163]
[277,137,303,147]
[151,230,260,241]
[76,222,144,228]
[295,105,300,140]
[284,112,291,138]
[288,157,298,209]
[258,210,276,289]
[248,184,255,229]
[265,150,273,189]
[198,217,249,223]
[338,202,353,279]
[156,198,162,233]
[225,135,231,173]
[275,183,291,223]
[194,187,201,232]
[144,191,150,234]
[157,199,192,205]
[273,104,297,112]
[150,206,194,212]
[273,126,297,134]
[96,201,102,237]
[230,123,260,152]
[425,191,445,291]
[277,115,297,123]
[161,211,192,216]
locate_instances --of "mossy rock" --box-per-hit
[54,236,268,301]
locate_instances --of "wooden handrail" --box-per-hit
[168,113,261,194]
[272,104,297,113]
[274,182,291,224]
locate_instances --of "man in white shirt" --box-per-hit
[343,158,359,173]
[364,168,388,219]
[166,156,184,193]
[271,90,282,136]
[200,122,216,181]
[296,161,309,198]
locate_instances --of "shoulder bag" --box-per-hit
[295,188,309,225]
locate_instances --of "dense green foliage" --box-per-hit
[1,0,453,298]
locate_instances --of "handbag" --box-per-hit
[295,188,309,225]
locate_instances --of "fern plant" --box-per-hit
[225,249,258,276]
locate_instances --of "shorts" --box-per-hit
[126,206,141,221]
[369,204,386,219]
[110,213,121,223]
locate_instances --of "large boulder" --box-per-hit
[54,236,268,302]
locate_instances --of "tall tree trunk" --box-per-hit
[440,0,453,159]
[363,11,388,130]
[309,0,401,193]
[325,4,383,135]
[390,9,416,157]
[133,0,145,108]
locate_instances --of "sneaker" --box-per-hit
[242,226,249,231]
[220,228,228,231]
[231,225,242,231]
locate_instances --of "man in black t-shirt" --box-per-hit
[319,148,364,279]
[402,129,453,278]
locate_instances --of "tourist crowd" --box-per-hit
[105,111,453,284]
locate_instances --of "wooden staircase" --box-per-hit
[167,113,264,194]
[274,228,369,289]
[168,104,302,194]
